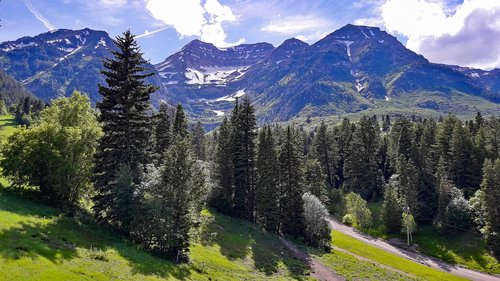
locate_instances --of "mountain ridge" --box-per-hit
[1,25,499,126]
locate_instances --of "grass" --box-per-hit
[0,190,312,281]
[315,249,421,281]
[363,201,500,274]
[413,225,500,274]
[332,230,468,281]
[0,115,19,143]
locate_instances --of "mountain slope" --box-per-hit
[0,29,162,103]
[0,70,33,105]
[1,25,499,126]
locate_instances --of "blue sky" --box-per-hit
[1,0,500,69]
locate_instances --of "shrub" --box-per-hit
[344,192,372,229]
[342,214,355,226]
[303,192,331,250]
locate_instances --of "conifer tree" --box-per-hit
[154,101,172,162]
[304,159,329,204]
[93,30,157,229]
[334,118,354,188]
[279,126,306,237]
[382,175,402,233]
[232,96,257,220]
[213,117,234,213]
[398,157,420,220]
[344,116,382,199]
[313,122,336,187]
[255,126,280,231]
[481,159,500,258]
[449,122,475,192]
[192,121,206,161]
[173,104,189,138]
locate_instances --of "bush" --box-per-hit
[303,192,331,250]
[438,187,472,233]
[344,192,372,229]
[342,214,355,226]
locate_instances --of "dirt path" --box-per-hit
[327,217,500,281]
[279,237,345,281]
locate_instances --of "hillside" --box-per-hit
[0,70,33,105]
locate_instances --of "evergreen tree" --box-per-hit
[192,121,206,161]
[313,122,336,187]
[398,157,421,220]
[154,101,172,162]
[344,116,382,199]
[304,159,329,204]
[173,104,189,138]
[213,117,234,213]
[382,175,402,233]
[333,118,354,188]
[93,30,158,229]
[481,159,500,258]
[255,126,280,231]
[232,96,257,220]
[279,126,306,237]
[449,122,475,192]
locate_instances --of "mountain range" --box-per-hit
[1,24,499,127]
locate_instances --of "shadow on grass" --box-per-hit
[199,210,310,278]
[0,190,192,280]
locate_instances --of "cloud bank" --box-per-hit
[145,0,244,47]
[379,0,500,69]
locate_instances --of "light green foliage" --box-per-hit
[342,214,355,226]
[401,212,417,237]
[440,187,472,233]
[344,192,372,229]
[0,92,102,206]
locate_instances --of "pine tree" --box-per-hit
[154,101,172,162]
[232,96,257,220]
[449,122,475,193]
[192,121,206,161]
[398,157,420,220]
[344,116,382,199]
[382,175,402,233]
[481,159,500,258]
[173,104,189,138]
[255,126,280,232]
[313,122,336,187]
[279,126,306,237]
[213,117,233,213]
[93,30,158,229]
[304,159,329,204]
[334,118,354,188]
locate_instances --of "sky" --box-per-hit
[0,0,499,70]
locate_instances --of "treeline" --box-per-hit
[218,112,499,257]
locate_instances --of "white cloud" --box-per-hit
[23,0,57,31]
[145,0,243,47]
[261,15,331,35]
[379,0,500,69]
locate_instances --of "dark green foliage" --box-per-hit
[397,157,421,220]
[231,96,257,220]
[382,175,402,233]
[153,101,172,163]
[173,104,189,138]
[313,122,336,188]
[278,126,306,237]
[333,118,354,188]
[449,122,476,193]
[0,69,33,105]
[93,30,158,230]
[113,164,136,233]
[304,159,329,204]
[344,116,382,199]
[192,121,206,161]
[439,187,472,234]
[481,159,500,258]
[212,117,233,213]
[255,126,280,232]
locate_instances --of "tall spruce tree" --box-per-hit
[344,116,382,199]
[449,122,475,193]
[154,101,172,163]
[481,159,500,258]
[279,126,306,237]
[304,159,329,204]
[232,96,257,220]
[313,122,336,187]
[213,117,234,213]
[255,126,280,232]
[192,121,206,161]
[382,175,402,233]
[93,30,158,229]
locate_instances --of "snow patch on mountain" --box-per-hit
[185,66,250,85]
[1,42,37,52]
[213,110,224,116]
